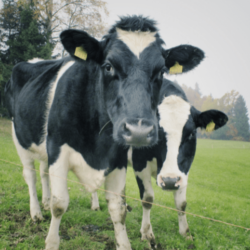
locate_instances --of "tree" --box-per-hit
[23,0,108,56]
[7,5,52,64]
[233,95,250,141]
[0,1,53,115]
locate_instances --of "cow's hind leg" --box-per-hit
[12,124,43,221]
[91,192,100,211]
[22,159,44,221]
[174,186,191,238]
[40,161,50,210]
[45,153,69,250]
[135,166,156,249]
[105,168,131,250]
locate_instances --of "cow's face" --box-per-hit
[157,95,228,190]
[60,16,204,148]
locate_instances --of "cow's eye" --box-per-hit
[105,64,112,72]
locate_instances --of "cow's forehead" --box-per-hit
[158,95,191,135]
[116,28,157,58]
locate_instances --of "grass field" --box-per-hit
[0,117,250,250]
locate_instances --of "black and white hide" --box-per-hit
[5,16,204,250]
[131,79,228,247]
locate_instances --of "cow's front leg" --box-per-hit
[105,168,131,250]
[91,192,100,211]
[45,158,69,250]
[40,161,50,210]
[174,186,190,237]
[135,166,156,249]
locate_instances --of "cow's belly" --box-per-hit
[63,144,106,193]
[12,122,48,162]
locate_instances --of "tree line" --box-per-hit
[181,82,250,141]
[0,0,108,115]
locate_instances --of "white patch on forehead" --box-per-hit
[116,28,156,58]
[157,95,191,188]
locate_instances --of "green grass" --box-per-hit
[0,117,250,250]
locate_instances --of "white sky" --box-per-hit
[105,0,250,118]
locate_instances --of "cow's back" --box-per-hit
[7,58,69,149]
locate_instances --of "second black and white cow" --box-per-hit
[5,16,204,250]
[132,79,228,247]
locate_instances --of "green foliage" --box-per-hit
[233,95,250,141]
[0,0,53,113]
[0,118,250,249]
[6,4,52,64]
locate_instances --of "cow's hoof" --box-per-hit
[141,232,156,249]
[148,239,157,249]
[43,198,50,210]
[31,208,43,221]
[31,211,43,222]
[91,206,100,211]
[45,234,60,250]
[185,235,193,241]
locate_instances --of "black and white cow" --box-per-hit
[131,79,228,247]
[5,16,204,250]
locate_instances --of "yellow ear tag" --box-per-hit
[206,121,215,132]
[169,62,183,74]
[74,46,87,60]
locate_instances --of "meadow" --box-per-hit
[0,117,249,250]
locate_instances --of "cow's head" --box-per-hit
[157,95,228,190]
[60,16,204,147]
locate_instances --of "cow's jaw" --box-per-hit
[157,95,191,190]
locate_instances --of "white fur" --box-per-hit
[105,168,131,250]
[174,187,189,236]
[117,28,156,58]
[134,164,155,242]
[28,58,44,63]
[46,145,71,250]
[91,192,100,210]
[12,122,44,220]
[157,95,191,189]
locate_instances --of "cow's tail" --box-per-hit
[4,79,14,118]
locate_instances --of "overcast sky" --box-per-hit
[105,0,250,118]
[0,0,249,118]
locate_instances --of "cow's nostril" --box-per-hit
[147,126,154,138]
[124,123,131,136]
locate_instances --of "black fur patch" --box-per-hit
[109,15,158,33]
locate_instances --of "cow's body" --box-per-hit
[132,79,228,246]
[5,16,205,250]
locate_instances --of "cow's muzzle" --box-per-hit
[119,118,158,147]
[160,176,181,190]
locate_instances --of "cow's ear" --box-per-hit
[163,45,204,74]
[192,107,228,131]
[60,29,103,64]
